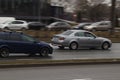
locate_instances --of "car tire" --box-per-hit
[102,42,110,50]
[0,48,9,58]
[4,27,9,30]
[69,42,78,50]
[39,47,49,57]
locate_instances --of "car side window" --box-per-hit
[21,35,36,42]
[11,21,24,24]
[75,32,84,37]
[84,32,95,38]
[10,34,22,41]
[59,23,63,25]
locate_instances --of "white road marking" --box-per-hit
[73,78,92,80]
[17,59,36,60]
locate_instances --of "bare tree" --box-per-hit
[72,0,111,22]
[110,0,116,34]
[89,0,105,5]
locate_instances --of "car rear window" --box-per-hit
[62,30,73,35]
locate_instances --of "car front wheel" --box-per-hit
[40,47,49,57]
[102,42,110,50]
[0,48,9,58]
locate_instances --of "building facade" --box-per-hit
[0,0,63,21]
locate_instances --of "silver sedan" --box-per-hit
[51,30,112,50]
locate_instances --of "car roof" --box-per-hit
[0,31,23,35]
[68,30,89,33]
[50,21,69,25]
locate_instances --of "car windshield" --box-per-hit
[61,30,73,35]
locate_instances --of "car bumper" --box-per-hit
[51,41,68,47]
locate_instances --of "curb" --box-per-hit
[0,58,120,68]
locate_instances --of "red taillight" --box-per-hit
[59,37,65,40]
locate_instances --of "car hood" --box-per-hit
[37,41,48,45]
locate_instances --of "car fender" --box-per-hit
[0,45,9,50]
[102,40,112,47]
[39,45,53,54]
[97,37,112,47]
[0,24,8,29]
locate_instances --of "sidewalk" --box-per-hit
[0,58,120,68]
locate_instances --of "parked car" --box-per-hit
[84,21,111,31]
[0,31,53,58]
[73,22,92,30]
[0,20,28,30]
[51,30,112,50]
[46,22,71,30]
[28,22,47,30]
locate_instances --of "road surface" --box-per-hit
[0,43,120,60]
[0,64,120,80]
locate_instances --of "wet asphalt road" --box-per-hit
[0,43,120,60]
[0,64,120,80]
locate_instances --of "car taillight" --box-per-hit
[58,37,65,42]
[59,37,65,40]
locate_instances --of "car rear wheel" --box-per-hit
[40,47,49,57]
[102,42,110,50]
[4,27,9,30]
[0,48,9,58]
[69,42,78,50]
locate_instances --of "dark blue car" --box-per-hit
[0,31,53,58]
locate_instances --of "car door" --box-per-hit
[19,34,40,53]
[84,32,101,47]
[9,21,24,29]
[8,33,39,53]
[6,33,25,53]
[97,22,110,30]
[74,32,89,47]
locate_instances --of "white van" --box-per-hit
[0,17,15,24]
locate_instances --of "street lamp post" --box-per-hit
[38,0,41,22]
[110,0,116,34]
